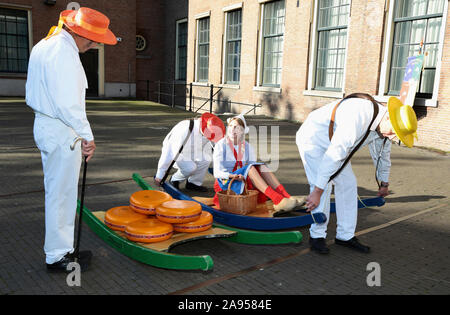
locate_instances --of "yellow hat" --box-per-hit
[387,97,418,148]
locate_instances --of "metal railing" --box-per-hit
[137,80,262,115]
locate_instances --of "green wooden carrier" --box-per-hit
[75,174,302,271]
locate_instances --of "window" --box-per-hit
[196,17,210,82]
[388,0,445,98]
[176,19,187,81]
[315,0,350,91]
[260,0,285,87]
[224,9,242,84]
[0,7,29,73]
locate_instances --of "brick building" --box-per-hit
[0,0,140,97]
[0,0,448,151]
[135,0,189,104]
[0,0,188,99]
[186,0,450,151]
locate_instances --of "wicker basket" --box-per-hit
[217,178,259,215]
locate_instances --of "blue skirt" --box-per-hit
[218,163,263,195]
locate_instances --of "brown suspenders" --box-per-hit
[328,99,342,141]
[328,94,379,183]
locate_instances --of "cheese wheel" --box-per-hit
[104,206,148,231]
[173,211,213,233]
[124,218,173,243]
[129,190,172,215]
[155,200,202,224]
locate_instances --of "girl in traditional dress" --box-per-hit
[213,114,298,213]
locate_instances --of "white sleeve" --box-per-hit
[213,141,231,180]
[45,49,93,141]
[155,139,174,180]
[155,121,190,180]
[314,101,374,189]
[369,137,391,183]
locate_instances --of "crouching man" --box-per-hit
[155,113,225,192]
[296,93,417,254]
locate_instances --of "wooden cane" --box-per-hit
[69,136,86,259]
[74,155,87,260]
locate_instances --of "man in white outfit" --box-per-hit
[296,93,418,254]
[155,113,225,192]
[26,7,117,271]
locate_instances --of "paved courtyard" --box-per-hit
[0,99,449,296]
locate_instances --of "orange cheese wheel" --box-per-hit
[155,200,202,224]
[104,206,148,231]
[173,211,213,233]
[129,190,172,215]
[124,218,173,243]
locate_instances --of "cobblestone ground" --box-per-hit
[0,99,449,296]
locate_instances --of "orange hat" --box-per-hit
[46,7,117,45]
[200,113,225,143]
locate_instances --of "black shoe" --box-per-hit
[185,181,208,192]
[169,179,181,189]
[46,250,92,273]
[309,237,330,254]
[335,237,370,253]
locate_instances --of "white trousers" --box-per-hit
[34,113,82,264]
[171,160,210,186]
[297,142,358,241]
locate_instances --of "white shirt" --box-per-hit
[156,119,212,180]
[368,135,391,183]
[26,29,93,141]
[213,137,257,180]
[296,98,391,189]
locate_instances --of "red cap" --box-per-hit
[200,113,225,143]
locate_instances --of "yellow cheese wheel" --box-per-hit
[104,206,148,231]
[129,190,172,215]
[155,200,202,224]
[173,211,213,233]
[124,218,173,243]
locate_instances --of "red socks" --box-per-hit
[264,186,284,205]
[263,185,291,205]
[275,184,291,198]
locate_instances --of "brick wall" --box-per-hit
[414,7,450,152]
[136,0,163,100]
[0,0,136,93]
[162,0,189,83]
[1,0,448,151]
[135,0,188,101]
[186,0,450,152]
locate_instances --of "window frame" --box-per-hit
[195,15,210,83]
[255,0,286,89]
[222,8,242,85]
[305,0,351,95]
[0,6,32,75]
[175,18,188,82]
[304,1,351,99]
[314,0,350,92]
[377,0,448,107]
